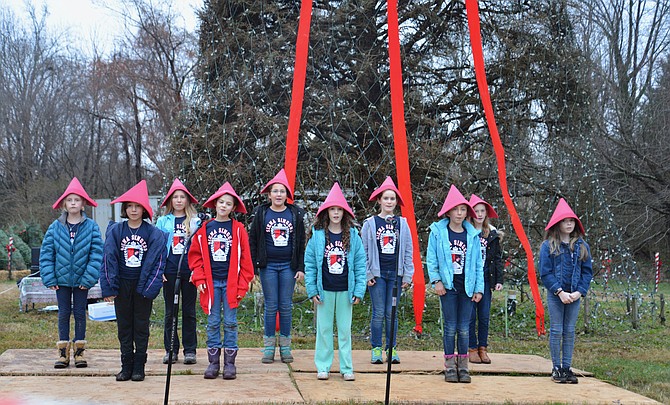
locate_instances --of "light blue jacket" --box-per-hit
[304,227,367,302]
[361,216,414,284]
[426,218,484,297]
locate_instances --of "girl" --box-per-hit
[189,182,254,380]
[101,180,167,382]
[156,178,199,365]
[361,176,414,364]
[467,194,503,365]
[249,169,306,364]
[40,177,103,369]
[304,182,366,381]
[539,198,592,384]
[426,185,483,383]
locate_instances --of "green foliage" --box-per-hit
[0,230,27,270]
[10,222,44,248]
[9,234,31,268]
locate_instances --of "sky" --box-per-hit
[1,0,202,55]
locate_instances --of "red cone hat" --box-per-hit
[438,185,476,218]
[53,177,98,209]
[203,182,247,213]
[368,176,405,207]
[260,169,293,199]
[468,194,498,219]
[111,180,154,220]
[160,178,198,208]
[545,198,584,234]
[316,182,354,218]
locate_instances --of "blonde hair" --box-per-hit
[164,194,198,235]
[545,224,590,262]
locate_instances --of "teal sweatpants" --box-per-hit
[314,290,354,374]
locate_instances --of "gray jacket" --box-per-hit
[361,216,415,284]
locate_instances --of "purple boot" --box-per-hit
[204,348,220,379]
[222,348,238,380]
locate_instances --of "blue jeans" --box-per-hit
[439,289,473,355]
[469,283,492,349]
[368,276,400,349]
[259,261,296,337]
[56,286,88,341]
[206,279,238,349]
[547,292,581,369]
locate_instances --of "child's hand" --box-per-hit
[569,291,582,301]
[472,293,483,303]
[352,297,361,305]
[162,275,167,282]
[367,278,376,287]
[495,283,503,291]
[49,286,59,290]
[558,291,573,304]
[104,296,116,302]
[78,286,88,290]
[294,271,305,283]
[434,281,446,296]
[311,295,322,305]
[197,284,206,294]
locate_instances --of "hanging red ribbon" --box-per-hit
[387,0,426,334]
[465,0,545,335]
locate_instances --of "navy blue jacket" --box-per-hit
[539,238,593,296]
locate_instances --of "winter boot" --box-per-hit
[457,355,471,383]
[203,348,221,379]
[468,347,481,363]
[261,336,275,364]
[116,354,134,381]
[131,353,147,381]
[279,335,294,363]
[73,340,88,368]
[444,355,458,383]
[54,341,70,369]
[478,346,491,364]
[222,348,238,380]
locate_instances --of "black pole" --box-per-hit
[384,217,402,405]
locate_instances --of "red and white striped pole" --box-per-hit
[654,252,660,294]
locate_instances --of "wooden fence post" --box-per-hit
[660,294,666,326]
[631,296,639,329]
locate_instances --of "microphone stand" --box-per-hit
[384,216,402,405]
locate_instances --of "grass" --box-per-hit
[0,278,668,403]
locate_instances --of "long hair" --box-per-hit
[164,194,198,236]
[312,209,352,251]
[468,216,491,238]
[545,224,590,262]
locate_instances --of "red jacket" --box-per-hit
[188,219,254,314]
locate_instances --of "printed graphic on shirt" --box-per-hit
[172,222,187,255]
[208,227,232,262]
[120,235,148,268]
[67,223,79,244]
[376,224,396,255]
[324,240,347,275]
[266,218,293,247]
[479,236,488,263]
[450,238,467,275]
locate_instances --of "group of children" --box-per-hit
[39,171,592,384]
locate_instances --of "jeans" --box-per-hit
[547,292,581,369]
[55,286,88,341]
[439,289,473,355]
[368,276,400,349]
[206,278,238,349]
[115,278,153,356]
[315,290,354,374]
[469,283,492,349]
[259,261,296,337]
[163,273,198,354]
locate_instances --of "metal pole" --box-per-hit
[384,217,402,405]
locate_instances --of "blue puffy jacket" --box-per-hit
[39,212,103,289]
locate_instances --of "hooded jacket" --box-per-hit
[360,215,414,284]
[40,212,103,289]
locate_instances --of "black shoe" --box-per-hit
[551,367,566,383]
[116,369,132,381]
[563,368,579,384]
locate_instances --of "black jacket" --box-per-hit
[484,229,504,286]
[248,202,306,275]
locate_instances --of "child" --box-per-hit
[304,182,367,381]
[426,185,483,383]
[40,177,103,369]
[539,198,592,384]
[189,182,254,380]
[361,176,414,364]
[101,180,167,382]
[156,178,199,365]
[248,169,306,363]
[467,195,503,365]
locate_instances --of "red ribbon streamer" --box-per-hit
[465,0,545,335]
[387,0,426,334]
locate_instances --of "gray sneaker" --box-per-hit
[162,352,178,364]
[183,352,197,364]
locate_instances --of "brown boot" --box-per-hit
[73,340,88,368]
[54,341,70,369]
[468,348,481,363]
[478,346,491,364]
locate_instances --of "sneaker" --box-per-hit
[342,372,355,381]
[551,367,566,383]
[371,347,383,364]
[317,371,329,380]
[390,347,400,364]
[183,352,197,365]
[563,368,579,384]
[162,352,178,364]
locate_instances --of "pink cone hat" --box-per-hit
[368,176,405,207]
[438,185,476,218]
[468,194,498,219]
[545,198,584,234]
[160,178,198,208]
[316,182,354,218]
[53,177,98,209]
[203,182,247,213]
[260,169,293,199]
[111,180,154,220]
